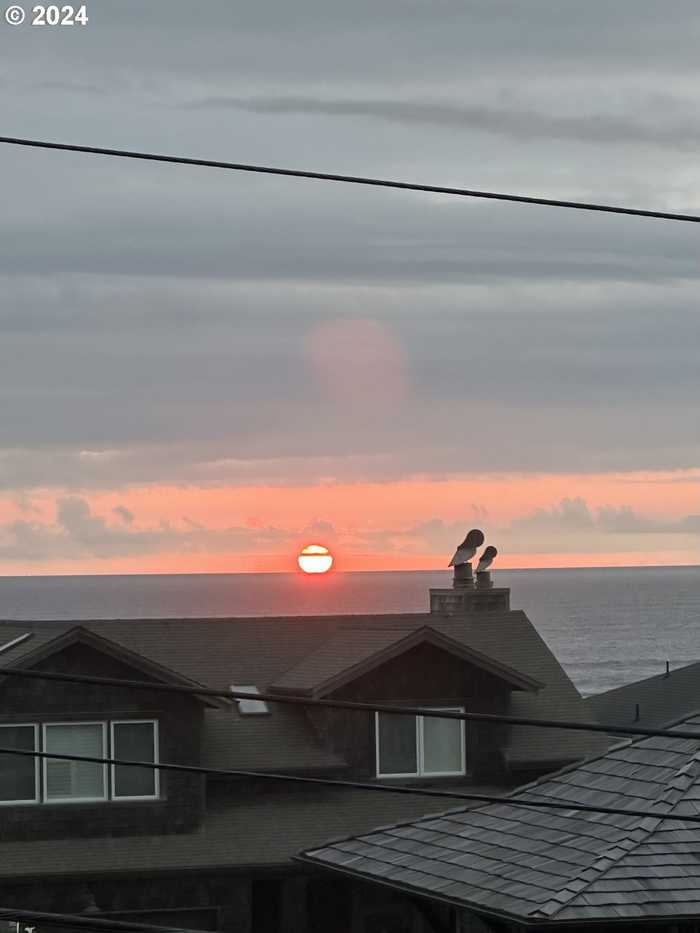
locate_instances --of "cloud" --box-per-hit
[0,276,699,488]
[512,498,700,536]
[0,491,695,568]
[1,0,699,572]
[0,497,291,562]
[343,501,700,560]
[513,497,595,531]
[191,95,700,151]
[348,515,491,556]
[112,505,134,525]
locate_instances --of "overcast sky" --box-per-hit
[0,0,698,573]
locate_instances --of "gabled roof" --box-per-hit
[0,624,222,708]
[0,605,602,771]
[298,715,700,925]
[271,624,543,696]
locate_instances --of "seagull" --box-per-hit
[477,545,498,572]
[448,529,485,567]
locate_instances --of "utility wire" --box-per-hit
[0,742,697,827]
[0,907,203,933]
[1,666,697,742]
[0,135,698,224]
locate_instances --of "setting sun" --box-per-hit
[297,544,334,574]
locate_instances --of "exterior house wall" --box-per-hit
[0,873,252,933]
[315,643,512,783]
[0,642,206,841]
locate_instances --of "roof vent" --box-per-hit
[434,533,508,611]
[0,632,33,656]
[231,685,269,715]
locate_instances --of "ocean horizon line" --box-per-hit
[0,562,697,581]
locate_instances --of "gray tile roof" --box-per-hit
[299,716,700,925]
[0,610,602,771]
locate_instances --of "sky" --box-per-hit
[0,0,698,574]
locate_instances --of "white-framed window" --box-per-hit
[375,708,466,778]
[111,720,159,800]
[0,719,160,805]
[0,723,39,805]
[43,722,108,803]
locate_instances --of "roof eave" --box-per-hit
[275,625,544,698]
[0,625,223,708]
[295,855,700,928]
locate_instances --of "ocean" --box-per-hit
[0,566,698,698]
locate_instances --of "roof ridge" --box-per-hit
[535,743,700,919]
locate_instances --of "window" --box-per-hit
[0,632,32,656]
[43,722,107,802]
[0,724,39,804]
[376,708,465,778]
[111,720,159,799]
[231,685,269,715]
[0,719,159,805]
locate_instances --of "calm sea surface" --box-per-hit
[0,566,698,697]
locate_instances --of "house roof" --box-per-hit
[299,715,700,926]
[271,625,544,696]
[586,660,700,731]
[0,608,600,771]
[0,625,222,707]
[0,781,495,880]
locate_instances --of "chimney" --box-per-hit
[430,532,509,614]
[453,562,474,589]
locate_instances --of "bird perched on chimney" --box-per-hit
[477,545,498,572]
[449,529,485,567]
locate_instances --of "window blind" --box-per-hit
[44,723,105,801]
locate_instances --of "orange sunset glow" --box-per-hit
[0,467,696,576]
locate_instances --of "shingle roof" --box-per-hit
[0,781,494,879]
[586,661,700,731]
[0,609,601,770]
[0,625,221,706]
[272,624,543,695]
[299,716,700,925]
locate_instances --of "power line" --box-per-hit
[0,742,697,827]
[0,907,203,933]
[0,670,697,823]
[1,666,697,742]
[0,135,698,224]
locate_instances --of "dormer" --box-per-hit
[0,626,217,841]
[270,623,542,784]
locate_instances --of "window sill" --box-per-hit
[374,774,470,786]
[0,797,165,810]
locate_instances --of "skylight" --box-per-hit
[0,632,33,656]
[231,685,269,715]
